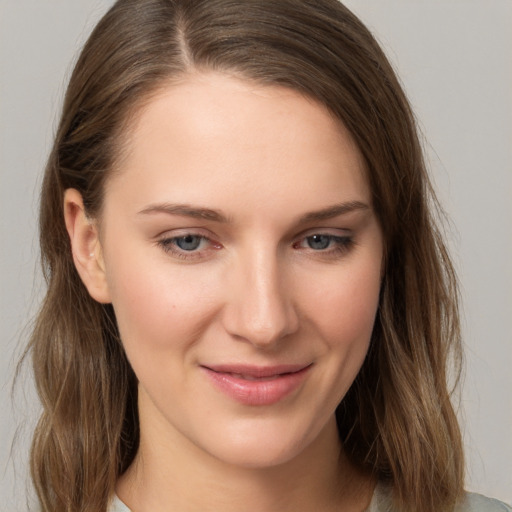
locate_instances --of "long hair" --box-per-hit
[29,1,464,510]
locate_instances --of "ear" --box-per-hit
[63,189,111,304]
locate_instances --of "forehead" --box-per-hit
[105,72,370,219]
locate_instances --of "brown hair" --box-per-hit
[29,0,464,510]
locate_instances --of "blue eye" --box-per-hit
[304,234,350,250]
[293,233,354,257]
[306,234,333,250]
[157,233,220,261]
[173,234,204,251]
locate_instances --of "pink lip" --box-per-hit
[201,363,312,406]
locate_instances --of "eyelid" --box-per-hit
[154,225,213,238]
[293,226,352,240]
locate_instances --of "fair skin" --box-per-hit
[65,73,383,512]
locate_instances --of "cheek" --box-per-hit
[291,258,382,418]
[302,260,382,348]
[105,250,220,360]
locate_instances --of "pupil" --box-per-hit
[308,235,330,250]
[176,235,201,251]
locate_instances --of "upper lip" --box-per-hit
[202,363,312,378]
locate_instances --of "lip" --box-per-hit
[201,363,312,406]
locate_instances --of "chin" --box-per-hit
[209,439,306,470]
[196,415,335,471]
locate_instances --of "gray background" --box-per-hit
[1,1,511,509]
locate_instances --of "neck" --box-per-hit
[116,392,374,512]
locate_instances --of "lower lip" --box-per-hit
[202,366,311,406]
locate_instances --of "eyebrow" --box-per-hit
[298,201,370,223]
[138,203,229,222]
[137,200,370,223]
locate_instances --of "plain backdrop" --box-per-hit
[1,1,511,510]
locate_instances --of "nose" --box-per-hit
[221,250,299,348]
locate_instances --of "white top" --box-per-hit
[365,484,512,512]
[110,484,512,511]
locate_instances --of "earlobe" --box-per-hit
[63,188,111,304]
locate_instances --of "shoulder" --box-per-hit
[457,492,512,512]
[367,485,511,512]
[109,495,132,512]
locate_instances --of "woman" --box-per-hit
[28,1,511,511]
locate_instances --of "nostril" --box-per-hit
[224,301,299,348]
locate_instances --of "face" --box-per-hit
[97,73,383,468]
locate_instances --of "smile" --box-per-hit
[201,364,312,406]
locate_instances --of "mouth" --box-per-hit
[200,363,312,405]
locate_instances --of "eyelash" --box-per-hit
[157,232,354,261]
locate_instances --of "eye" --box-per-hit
[293,233,354,256]
[173,234,205,251]
[305,234,335,250]
[157,232,220,261]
